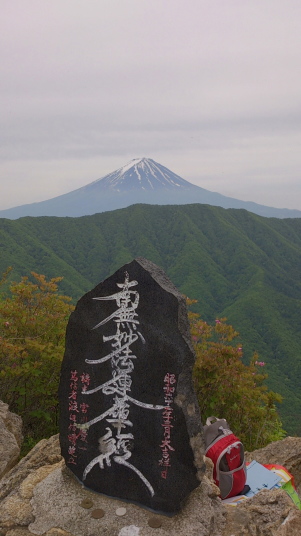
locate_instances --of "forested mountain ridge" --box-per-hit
[0,203,300,434]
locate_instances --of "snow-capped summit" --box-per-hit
[87,157,195,192]
[1,157,301,219]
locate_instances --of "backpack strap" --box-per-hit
[205,416,222,426]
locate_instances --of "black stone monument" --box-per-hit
[59,258,204,514]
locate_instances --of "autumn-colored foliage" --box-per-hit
[0,270,286,455]
[188,298,286,451]
[0,270,74,446]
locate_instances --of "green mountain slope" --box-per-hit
[0,204,300,434]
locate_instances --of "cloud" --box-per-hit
[1,0,301,210]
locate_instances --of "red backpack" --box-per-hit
[204,416,247,499]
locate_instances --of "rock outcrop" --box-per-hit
[0,400,23,479]
[0,434,63,532]
[0,435,301,536]
[223,488,301,536]
[0,434,62,504]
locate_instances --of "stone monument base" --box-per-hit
[28,464,225,536]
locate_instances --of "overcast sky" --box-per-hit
[1,0,301,211]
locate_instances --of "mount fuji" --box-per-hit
[1,157,301,219]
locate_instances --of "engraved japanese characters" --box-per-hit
[59,258,204,513]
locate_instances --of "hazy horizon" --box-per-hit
[1,1,301,211]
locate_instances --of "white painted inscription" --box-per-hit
[81,272,164,496]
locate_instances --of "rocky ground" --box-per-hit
[0,401,23,480]
[1,404,301,536]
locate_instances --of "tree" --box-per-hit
[0,271,74,445]
[188,299,286,450]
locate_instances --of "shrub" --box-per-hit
[188,299,286,450]
[0,271,74,442]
